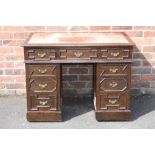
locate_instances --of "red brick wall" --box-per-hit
[0,26,155,96]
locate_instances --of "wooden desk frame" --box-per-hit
[23,32,134,121]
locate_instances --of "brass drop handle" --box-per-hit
[74,51,83,58]
[109,99,117,104]
[37,52,46,58]
[109,68,118,73]
[38,69,47,74]
[39,100,48,106]
[39,83,47,89]
[109,81,118,88]
[110,52,120,57]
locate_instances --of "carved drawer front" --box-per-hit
[99,64,129,75]
[29,94,57,111]
[101,48,130,59]
[100,77,128,92]
[29,77,57,93]
[25,49,56,61]
[59,49,98,59]
[99,91,129,110]
[26,64,58,76]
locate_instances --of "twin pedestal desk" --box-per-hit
[23,32,134,122]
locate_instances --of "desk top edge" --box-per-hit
[22,32,134,47]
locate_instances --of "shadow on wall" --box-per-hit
[132,45,154,95]
[130,42,155,120]
[61,63,94,121]
[61,63,94,98]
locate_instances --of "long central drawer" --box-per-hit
[59,48,98,59]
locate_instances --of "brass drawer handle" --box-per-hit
[39,100,48,106]
[110,52,120,57]
[109,68,118,73]
[38,83,47,89]
[109,99,117,104]
[109,81,118,88]
[74,51,83,58]
[38,69,47,74]
[37,52,46,58]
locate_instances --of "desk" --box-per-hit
[23,32,134,121]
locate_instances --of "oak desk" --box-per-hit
[23,32,134,121]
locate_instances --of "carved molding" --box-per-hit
[100,77,128,92]
[29,94,57,111]
[99,64,128,77]
[59,48,98,59]
[100,48,130,59]
[100,93,127,110]
[27,49,56,60]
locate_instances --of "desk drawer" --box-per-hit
[101,48,131,59]
[25,49,56,61]
[99,64,130,75]
[29,77,57,93]
[99,91,129,110]
[28,94,57,111]
[59,49,98,59]
[26,64,58,76]
[100,77,128,92]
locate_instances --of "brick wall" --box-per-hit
[0,26,155,96]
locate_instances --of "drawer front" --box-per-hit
[99,91,129,110]
[101,48,130,59]
[26,64,58,76]
[28,94,57,111]
[59,49,98,59]
[25,49,56,61]
[99,64,130,75]
[29,77,57,93]
[100,77,128,92]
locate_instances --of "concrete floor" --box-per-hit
[0,95,155,129]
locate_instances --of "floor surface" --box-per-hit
[0,95,155,129]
